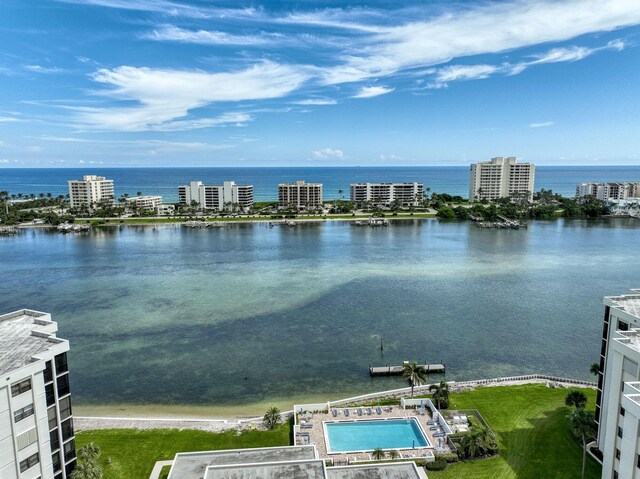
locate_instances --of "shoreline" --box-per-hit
[16,212,439,229]
[73,374,596,430]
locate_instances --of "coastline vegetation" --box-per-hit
[76,384,600,479]
[1,188,610,228]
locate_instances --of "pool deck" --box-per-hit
[295,407,452,463]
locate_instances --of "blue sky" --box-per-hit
[1,0,640,167]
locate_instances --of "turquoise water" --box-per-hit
[1,218,639,407]
[325,418,429,452]
[2,166,639,200]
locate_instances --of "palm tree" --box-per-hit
[460,428,489,459]
[402,361,427,397]
[565,390,587,410]
[372,448,385,460]
[70,460,102,479]
[78,443,101,462]
[429,380,450,409]
[590,363,599,376]
[387,449,400,460]
[263,406,281,430]
[568,409,596,479]
[71,443,102,479]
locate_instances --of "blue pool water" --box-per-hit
[325,418,430,452]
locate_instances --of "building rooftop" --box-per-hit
[608,291,640,320]
[0,309,64,376]
[204,459,326,479]
[326,463,426,479]
[169,446,317,479]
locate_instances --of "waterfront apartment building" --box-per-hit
[68,175,114,208]
[178,181,254,210]
[468,157,535,202]
[350,182,423,207]
[278,180,323,210]
[125,195,163,210]
[596,289,640,479]
[0,310,76,479]
[576,182,640,201]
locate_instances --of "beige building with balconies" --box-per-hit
[469,157,535,202]
[278,181,323,210]
[68,175,114,208]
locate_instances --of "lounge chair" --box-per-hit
[357,408,363,416]
[301,423,313,429]
[376,406,382,415]
[332,409,338,418]
[429,426,442,431]
[344,409,350,417]
[427,420,438,425]
[367,408,372,415]
[433,432,446,437]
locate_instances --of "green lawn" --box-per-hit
[75,424,290,479]
[428,384,601,479]
[76,384,601,479]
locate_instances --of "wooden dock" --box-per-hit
[369,363,445,376]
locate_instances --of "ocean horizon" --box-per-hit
[1,165,639,202]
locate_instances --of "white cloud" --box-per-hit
[0,116,21,123]
[77,62,310,131]
[352,85,394,98]
[0,159,9,164]
[292,98,337,105]
[320,0,640,84]
[144,25,274,46]
[530,121,555,128]
[24,65,64,74]
[312,148,345,160]
[435,64,500,83]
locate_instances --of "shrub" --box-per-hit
[425,459,448,471]
[435,452,459,463]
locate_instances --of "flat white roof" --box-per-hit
[0,309,64,376]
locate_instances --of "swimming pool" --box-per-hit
[324,418,431,453]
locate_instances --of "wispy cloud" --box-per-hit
[352,85,394,98]
[143,25,275,46]
[530,121,555,128]
[0,116,22,123]
[312,148,344,160]
[24,65,66,74]
[75,62,310,131]
[292,98,337,105]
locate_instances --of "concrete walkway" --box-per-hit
[149,460,173,479]
[74,416,261,432]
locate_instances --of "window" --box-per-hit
[14,403,34,423]
[11,378,32,397]
[48,406,58,430]
[50,429,60,451]
[621,407,626,416]
[63,439,76,462]
[61,418,74,441]
[19,452,39,472]
[616,449,621,459]
[55,353,68,374]
[65,460,76,477]
[618,427,623,438]
[637,454,640,468]
[52,451,61,472]
[45,383,55,407]
[57,374,70,397]
[618,320,629,331]
[44,361,53,383]
[59,396,72,421]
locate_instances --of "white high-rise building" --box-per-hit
[0,310,77,479]
[468,157,535,202]
[576,182,640,201]
[278,181,323,209]
[178,181,253,210]
[67,175,114,208]
[350,182,423,206]
[596,289,640,479]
